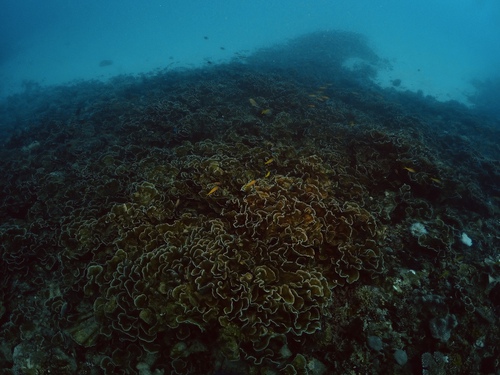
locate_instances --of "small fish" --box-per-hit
[260,108,272,116]
[99,59,113,67]
[265,171,271,178]
[308,104,316,108]
[207,186,219,196]
[241,179,257,191]
[249,98,258,107]
[430,177,442,184]
[403,166,416,173]
[264,158,274,165]
[308,94,317,97]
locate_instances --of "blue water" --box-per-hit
[1,0,499,104]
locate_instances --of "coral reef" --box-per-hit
[0,30,499,374]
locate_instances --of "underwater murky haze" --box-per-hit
[1,0,500,105]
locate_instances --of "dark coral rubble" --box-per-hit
[0,31,499,374]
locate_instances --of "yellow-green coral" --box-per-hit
[83,140,385,365]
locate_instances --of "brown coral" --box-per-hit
[81,141,386,367]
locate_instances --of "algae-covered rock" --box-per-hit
[65,312,100,347]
